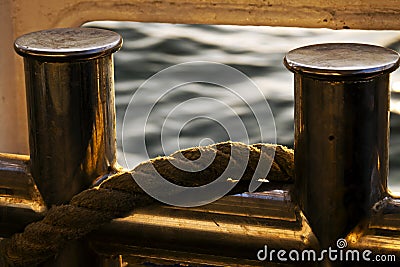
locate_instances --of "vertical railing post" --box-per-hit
[284,43,400,248]
[14,28,122,206]
[14,28,122,265]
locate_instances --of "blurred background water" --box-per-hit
[85,21,400,191]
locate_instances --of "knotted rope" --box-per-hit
[0,141,294,266]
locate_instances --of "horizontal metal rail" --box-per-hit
[0,154,45,237]
[0,155,316,265]
[2,163,400,266]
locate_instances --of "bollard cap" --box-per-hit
[284,43,400,77]
[14,28,122,60]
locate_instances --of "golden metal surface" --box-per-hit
[12,28,123,266]
[15,28,122,206]
[0,153,45,237]
[89,194,318,266]
[285,43,400,250]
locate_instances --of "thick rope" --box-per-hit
[0,141,294,266]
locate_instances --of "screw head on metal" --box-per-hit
[14,28,122,60]
[284,43,400,77]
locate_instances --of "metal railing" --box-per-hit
[1,28,400,267]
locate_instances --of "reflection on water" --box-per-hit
[84,21,400,191]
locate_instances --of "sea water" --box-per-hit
[85,21,400,191]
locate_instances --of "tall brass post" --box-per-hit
[284,43,400,248]
[14,28,122,206]
[14,28,122,266]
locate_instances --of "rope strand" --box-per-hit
[0,141,294,266]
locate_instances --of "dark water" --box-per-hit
[85,22,400,191]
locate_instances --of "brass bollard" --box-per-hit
[284,43,400,248]
[14,27,122,266]
[14,28,122,206]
